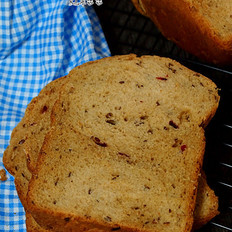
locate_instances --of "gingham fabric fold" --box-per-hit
[0,1,110,231]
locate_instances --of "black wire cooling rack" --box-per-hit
[94,1,232,231]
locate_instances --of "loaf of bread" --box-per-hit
[3,67,219,231]
[26,54,219,231]
[131,0,232,65]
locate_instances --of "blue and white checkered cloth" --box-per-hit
[0,1,110,231]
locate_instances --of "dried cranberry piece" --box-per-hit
[41,105,48,113]
[181,145,187,152]
[91,136,107,147]
[156,77,167,81]
[118,152,130,158]
[19,139,25,144]
[169,120,179,129]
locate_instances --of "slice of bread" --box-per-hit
[2,56,218,230]
[29,124,205,232]
[3,77,66,176]
[193,172,219,230]
[25,175,219,231]
[22,76,67,174]
[27,54,219,231]
[131,0,232,65]
[3,77,67,230]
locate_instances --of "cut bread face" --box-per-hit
[26,54,219,231]
[28,123,205,232]
[25,174,219,231]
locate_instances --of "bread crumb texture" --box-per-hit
[26,55,219,232]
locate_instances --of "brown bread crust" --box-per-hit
[131,0,232,65]
[26,211,50,232]
[131,0,147,16]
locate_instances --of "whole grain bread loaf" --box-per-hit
[131,0,232,65]
[27,55,219,231]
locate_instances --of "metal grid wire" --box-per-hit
[94,1,232,231]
